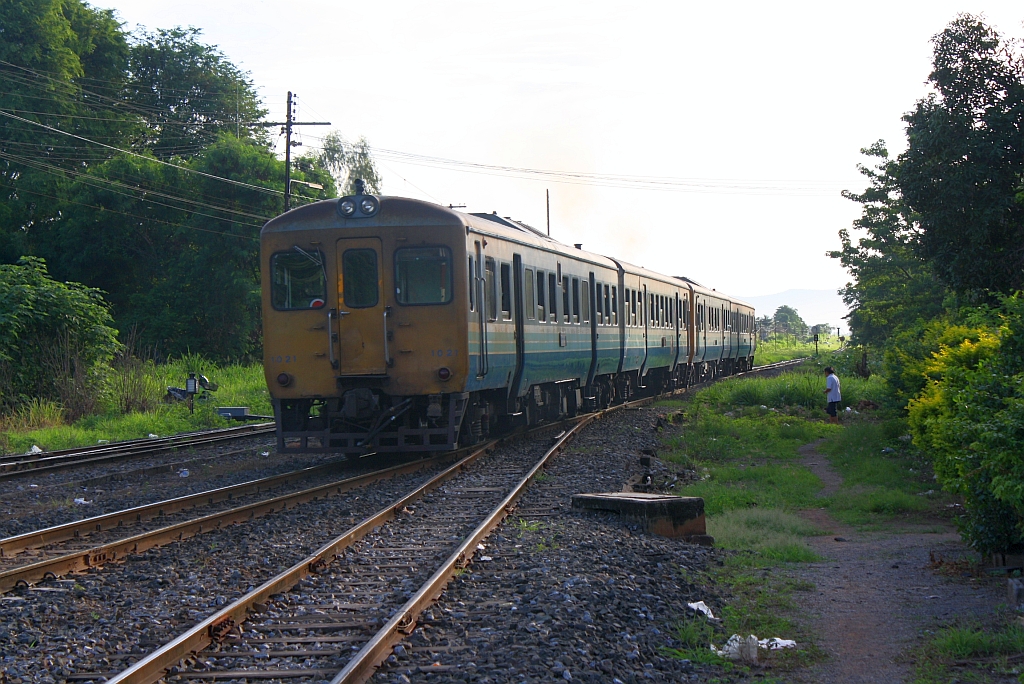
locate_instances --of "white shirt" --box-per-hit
[826,374,841,403]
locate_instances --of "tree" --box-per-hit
[311,132,382,195]
[828,143,948,348]
[899,15,1024,295]
[124,27,268,160]
[772,305,808,338]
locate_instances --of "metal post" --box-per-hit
[546,189,550,236]
[284,91,293,212]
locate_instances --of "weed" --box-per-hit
[515,519,542,536]
[709,509,822,565]
[662,616,724,664]
[911,618,1024,683]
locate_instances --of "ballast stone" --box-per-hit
[570,492,712,542]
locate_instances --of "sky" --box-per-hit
[101,0,1023,325]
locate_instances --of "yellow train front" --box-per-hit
[261,190,471,454]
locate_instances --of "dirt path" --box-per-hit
[787,441,1005,683]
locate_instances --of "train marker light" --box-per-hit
[339,200,356,216]
[276,372,292,387]
[437,367,451,381]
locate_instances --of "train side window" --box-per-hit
[595,282,603,324]
[571,277,580,324]
[548,273,558,322]
[500,263,512,320]
[341,248,379,308]
[562,276,570,323]
[581,280,590,323]
[484,258,497,322]
[468,257,475,311]
[598,282,606,325]
[525,268,536,320]
[632,290,638,326]
[611,286,618,326]
[271,250,327,310]
[623,289,630,326]
[537,270,546,321]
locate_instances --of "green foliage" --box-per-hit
[696,365,880,412]
[828,142,947,349]
[1,359,269,453]
[310,132,383,196]
[906,295,1024,553]
[754,336,838,366]
[0,257,119,414]
[900,15,1024,295]
[708,509,821,564]
[772,305,808,338]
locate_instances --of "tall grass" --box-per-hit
[696,366,883,411]
[708,509,822,563]
[0,358,270,454]
[754,336,840,366]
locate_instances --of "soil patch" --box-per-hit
[788,443,1004,683]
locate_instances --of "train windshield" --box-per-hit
[395,247,452,305]
[271,250,326,310]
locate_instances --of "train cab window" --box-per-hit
[572,277,580,324]
[500,263,512,320]
[562,276,570,323]
[537,270,546,321]
[484,258,497,322]
[581,280,590,323]
[611,286,618,326]
[595,282,603,324]
[271,250,327,310]
[468,257,475,311]
[525,268,536,320]
[341,248,379,308]
[548,273,558,322]
[395,247,452,305]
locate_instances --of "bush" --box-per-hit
[907,295,1024,554]
[0,257,119,417]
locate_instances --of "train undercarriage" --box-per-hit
[274,356,753,455]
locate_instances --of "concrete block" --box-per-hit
[571,492,708,541]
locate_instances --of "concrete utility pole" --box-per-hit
[546,189,550,236]
[254,92,331,211]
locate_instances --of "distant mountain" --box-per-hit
[736,289,851,334]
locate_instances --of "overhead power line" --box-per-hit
[0,109,284,196]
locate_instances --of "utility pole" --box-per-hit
[252,92,331,212]
[546,189,550,236]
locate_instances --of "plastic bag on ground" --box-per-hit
[712,634,798,660]
[687,601,717,619]
[759,637,797,650]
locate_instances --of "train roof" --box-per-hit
[262,195,752,310]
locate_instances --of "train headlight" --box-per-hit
[339,200,356,217]
[437,367,451,381]
[360,198,378,215]
[276,372,292,387]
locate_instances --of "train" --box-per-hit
[261,182,755,454]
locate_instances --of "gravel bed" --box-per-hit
[372,404,716,683]
[0,455,464,684]
[0,439,345,538]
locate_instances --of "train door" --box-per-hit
[507,254,526,413]
[474,241,488,377]
[638,283,649,383]
[335,237,387,375]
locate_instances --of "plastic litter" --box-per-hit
[687,601,716,619]
[27,445,42,454]
[178,469,190,478]
[712,634,760,662]
[97,439,110,444]
[73,498,92,505]
[148,433,159,438]
[712,634,797,661]
[759,637,797,650]
[260,451,270,457]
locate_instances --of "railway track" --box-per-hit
[9,358,806,682]
[80,359,808,683]
[0,422,275,481]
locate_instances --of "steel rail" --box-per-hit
[0,458,351,557]
[332,415,596,683]
[0,450,463,593]
[0,423,275,480]
[102,439,504,684]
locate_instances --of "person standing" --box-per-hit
[823,366,841,424]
